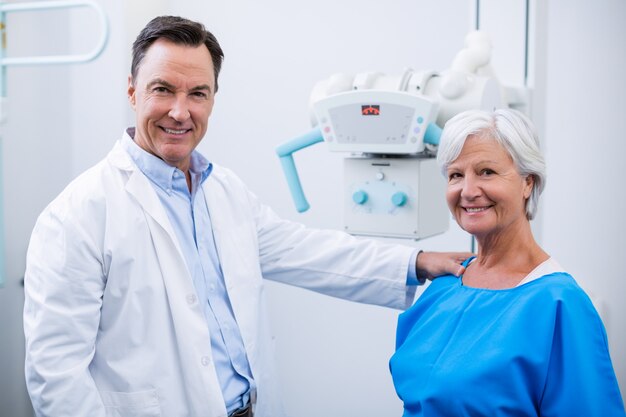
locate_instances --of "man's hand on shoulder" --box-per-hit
[416,251,472,281]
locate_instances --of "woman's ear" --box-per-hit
[523,175,534,199]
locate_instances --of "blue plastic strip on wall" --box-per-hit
[1,4,6,287]
[0,139,4,288]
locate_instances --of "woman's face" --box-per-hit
[445,134,533,240]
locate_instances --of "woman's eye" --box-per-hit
[448,172,462,181]
[481,169,495,176]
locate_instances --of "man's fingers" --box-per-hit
[453,264,466,277]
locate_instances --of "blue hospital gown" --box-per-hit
[389,271,625,416]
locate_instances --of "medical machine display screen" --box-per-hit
[361,105,380,115]
[329,103,414,145]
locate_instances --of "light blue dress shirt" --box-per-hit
[121,130,253,414]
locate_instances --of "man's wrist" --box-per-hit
[415,250,426,285]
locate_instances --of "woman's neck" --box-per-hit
[464,222,549,289]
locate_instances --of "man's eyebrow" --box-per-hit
[146,79,175,90]
[190,84,212,94]
[146,79,212,94]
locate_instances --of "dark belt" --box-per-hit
[228,402,253,417]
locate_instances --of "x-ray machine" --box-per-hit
[277,31,527,240]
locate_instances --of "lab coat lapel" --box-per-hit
[121,157,194,295]
[125,170,179,246]
[119,151,198,309]
[107,142,178,245]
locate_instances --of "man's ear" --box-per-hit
[128,75,136,109]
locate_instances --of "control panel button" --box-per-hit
[391,192,408,207]
[352,190,368,205]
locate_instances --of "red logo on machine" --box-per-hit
[361,105,380,116]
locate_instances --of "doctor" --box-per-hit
[24,16,468,417]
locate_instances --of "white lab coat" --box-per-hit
[24,139,416,417]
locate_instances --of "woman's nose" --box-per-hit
[460,175,481,200]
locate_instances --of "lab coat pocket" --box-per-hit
[101,389,162,417]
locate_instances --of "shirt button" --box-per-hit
[209,284,216,292]
[186,294,197,305]
[201,356,211,366]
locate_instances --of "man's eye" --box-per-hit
[192,91,208,99]
[153,87,169,93]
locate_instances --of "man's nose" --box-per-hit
[168,94,191,121]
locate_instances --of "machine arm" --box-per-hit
[275,128,324,212]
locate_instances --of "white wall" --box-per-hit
[541,0,626,397]
[68,0,131,174]
[0,6,73,416]
[1,1,623,416]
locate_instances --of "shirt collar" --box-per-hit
[121,128,212,192]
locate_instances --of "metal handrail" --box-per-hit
[0,0,109,287]
[0,0,109,67]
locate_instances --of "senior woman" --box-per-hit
[389,109,625,416]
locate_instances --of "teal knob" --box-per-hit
[392,192,408,207]
[352,190,368,205]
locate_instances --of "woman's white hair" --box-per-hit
[436,108,546,220]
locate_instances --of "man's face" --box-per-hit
[128,39,215,173]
